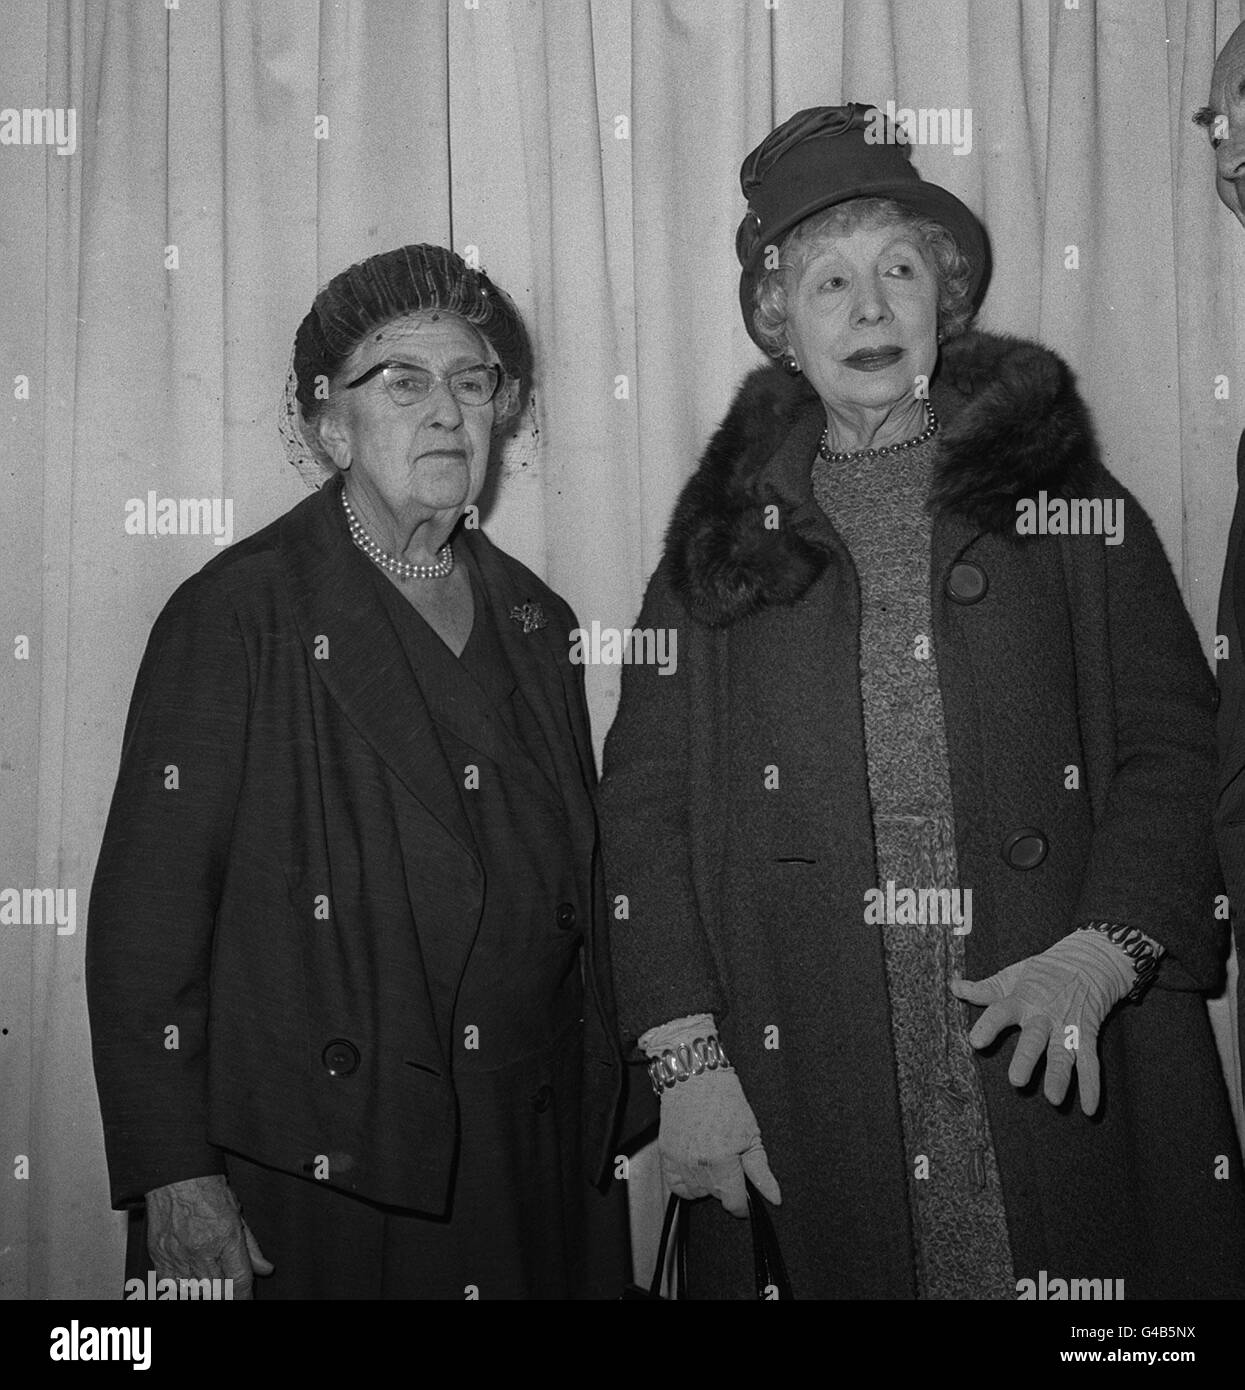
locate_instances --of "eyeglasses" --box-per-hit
[344,360,503,407]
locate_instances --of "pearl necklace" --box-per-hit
[340,488,454,581]
[819,401,939,462]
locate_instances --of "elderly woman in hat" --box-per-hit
[87,244,628,1299]
[599,105,1245,1299]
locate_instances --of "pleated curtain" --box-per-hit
[1,0,1242,1298]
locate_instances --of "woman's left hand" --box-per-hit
[950,930,1137,1115]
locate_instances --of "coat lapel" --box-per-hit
[277,478,480,868]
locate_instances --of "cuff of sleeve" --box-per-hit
[110,1150,228,1210]
[639,1013,717,1058]
[1075,921,1164,999]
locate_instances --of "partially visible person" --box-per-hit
[1201,18,1245,1133]
[87,244,629,1299]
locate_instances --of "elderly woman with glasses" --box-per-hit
[598,106,1245,1299]
[86,244,629,1299]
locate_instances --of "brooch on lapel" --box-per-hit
[508,600,547,634]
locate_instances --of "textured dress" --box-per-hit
[811,432,1015,1299]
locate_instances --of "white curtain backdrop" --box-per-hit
[2,0,1243,1298]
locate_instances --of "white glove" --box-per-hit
[950,928,1141,1115]
[642,1014,782,1217]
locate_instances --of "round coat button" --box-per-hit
[555,902,577,930]
[1001,829,1048,870]
[1211,685,1221,712]
[946,562,988,604]
[532,1084,553,1113]
[321,1039,360,1076]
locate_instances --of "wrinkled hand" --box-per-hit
[949,930,1136,1115]
[146,1174,273,1299]
[643,1015,781,1217]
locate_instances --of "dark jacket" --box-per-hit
[1214,427,1245,1108]
[599,330,1245,1299]
[86,479,625,1214]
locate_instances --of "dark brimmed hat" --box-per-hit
[736,103,987,352]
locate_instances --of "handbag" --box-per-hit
[622,1177,794,1299]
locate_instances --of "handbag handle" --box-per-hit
[645,1181,793,1299]
[745,1177,792,1299]
[647,1193,689,1299]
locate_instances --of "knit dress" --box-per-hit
[811,432,1015,1299]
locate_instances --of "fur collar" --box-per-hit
[666,330,1100,627]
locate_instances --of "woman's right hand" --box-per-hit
[643,1015,781,1217]
[658,1066,782,1217]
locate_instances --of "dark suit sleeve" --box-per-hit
[597,562,725,1044]
[1071,484,1226,992]
[86,573,251,1206]
[1215,431,1245,903]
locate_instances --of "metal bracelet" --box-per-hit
[646,1034,733,1097]
[1080,920,1163,1001]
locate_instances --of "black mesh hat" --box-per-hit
[735,104,988,352]
[292,243,530,417]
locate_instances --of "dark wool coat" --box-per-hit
[1213,427,1245,1108]
[86,481,627,1231]
[598,330,1245,1300]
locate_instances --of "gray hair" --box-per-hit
[751,197,976,357]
